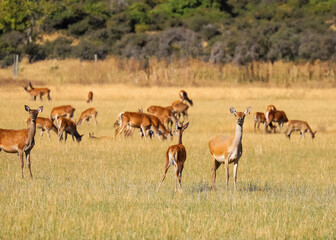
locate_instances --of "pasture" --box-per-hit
[0,84,335,239]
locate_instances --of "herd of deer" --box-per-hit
[0,84,316,192]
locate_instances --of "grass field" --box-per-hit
[0,84,335,239]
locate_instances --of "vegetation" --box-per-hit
[0,0,335,68]
[0,85,335,239]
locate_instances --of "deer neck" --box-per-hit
[177,130,183,145]
[232,123,243,148]
[27,117,37,146]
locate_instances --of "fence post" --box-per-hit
[13,54,19,77]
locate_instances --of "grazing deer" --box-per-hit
[24,82,51,101]
[147,105,177,131]
[50,105,75,122]
[254,112,276,133]
[0,105,43,178]
[57,118,83,142]
[88,133,113,140]
[171,101,189,121]
[143,113,172,139]
[87,91,93,103]
[285,120,316,139]
[77,108,98,127]
[179,90,193,106]
[267,109,288,133]
[209,107,251,190]
[115,112,167,140]
[26,117,57,139]
[157,122,189,192]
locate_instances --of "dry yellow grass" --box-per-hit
[0,84,335,239]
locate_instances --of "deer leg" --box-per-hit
[46,130,51,140]
[177,163,184,192]
[26,151,33,178]
[58,129,64,142]
[287,129,293,139]
[19,151,24,178]
[93,116,98,127]
[254,121,257,132]
[233,161,239,191]
[40,130,44,139]
[157,153,171,191]
[33,96,36,101]
[40,93,43,100]
[211,157,221,190]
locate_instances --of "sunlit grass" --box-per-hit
[0,85,335,239]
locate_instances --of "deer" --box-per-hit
[147,105,178,131]
[266,109,288,133]
[0,105,43,178]
[50,105,75,122]
[115,112,168,140]
[25,117,58,139]
[87,91,93,103]
[209,106,251,190]
[179,90,193,106]
[171,101,189,121]
[265,105,276,132]
[24,82,51,101]
[157,121,189,192]
[285,120,316,139]
[77,108,98,127]
[57,118,83,143]
[88,133,113,140]
[254,112,276,133]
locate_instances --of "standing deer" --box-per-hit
[26,117,58,139]
[285,120,316,139]
[77,108,98,127]
[0,105,43,178]
[171,101,189,121]
[24,82,51,101]
[209,107,251,190]
[254,112,276,133]
[267,109,288,133]
[57,118,83,143]
[179,90,193,106]
[87,91,93,103]
[50,105,75,122]
[265,105,276,132]
[157,122,189,192]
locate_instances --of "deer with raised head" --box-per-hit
[50,105,75,122]
[266,109,288,133]
[179,90,193,106]
[0,105,43,178]
[77,108,98,127]
[285,120,316,139]
[209,106,251,190]
[157,121,189,192]
[24,82,51,101]
[26,117,57,139]
[147,105,177,131]
[87,91,93,103]
[171,101,189,121]
[57,118,83,143]
[254,112,276,133]
[115,112,166,140]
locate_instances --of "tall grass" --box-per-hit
[0,85,335,239]
[0,58,335,87]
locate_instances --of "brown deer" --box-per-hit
[147,105,177,131]
[50,105,75,122]
[26,117,57,139]
[285,120,316,139]
[267,109,288,133]
[57,118,83,142]
[77,108,98,127]
[209,107,251,190]
[265,105,276,132]
[88,133,113,140]
[254,112,276,133]
[171,101,189,121]
[0,105,43,178]
[157,121,189,192]
[24,82,51,101]
[87,91,93,103]
[115,112,166,140]
[179,90,193,106]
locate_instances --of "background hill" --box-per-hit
[0,0,335,68]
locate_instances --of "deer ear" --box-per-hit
[230,107,236,116]
[244,107,251,115]
[38,106,43,113]
[25,105,30,112]
[183,122,189,130]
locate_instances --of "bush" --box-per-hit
[43,37,73,60]
[72,40,107,60]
